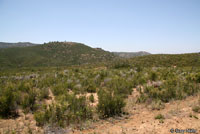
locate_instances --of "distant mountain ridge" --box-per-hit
[0,42,151,58]
[1,41,198,69]
[0,41,116,68]
[0,42,40,48]
[113,51,151,58]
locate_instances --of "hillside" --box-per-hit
[0,42,40,48]
[109,53,200,69]
[0,45,200,134]
[128,53,200,67]
[0,41,199,69]
[113,51,150,58]
[0,42,116,68]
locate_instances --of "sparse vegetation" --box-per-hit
[0,84,18,118]
[155,113,165,123]
[34,93,93,127]
[192,106,200,113]
[97,88,126,118]
[0,50,200,132]
[155,114,165,120]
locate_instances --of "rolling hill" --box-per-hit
[109,53,200,68]
[0,41,199,69]
[0,42,116,68]
[129,53,200,67]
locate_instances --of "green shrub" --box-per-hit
[112,60,131,69]
[155,114,165,120]
[0,85,18,118]
[135,66,143,72]
[99,70,108,80]
[86,84,96,93]
[97,89,125,118]
[195,73,200,83]
[155,113,165,123]
[143,75,200,103]
[66,95,93,124]
[34,103,67,127]
[106,78,133,98]
[34,111,46,126]
[18,82,30,92]
[150,72,157,81]
[51,83,67,96]
[39,88,49,100]
[34,94,93,127]
[21,89,37,112]
[137,93,147,103]
[89,94,95,103]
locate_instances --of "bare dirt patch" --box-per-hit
[73,95,200,134]
[0,110,43,134]
[0,90,200,134]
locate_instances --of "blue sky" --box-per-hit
[0,0,200,54]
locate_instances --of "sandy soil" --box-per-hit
[0,90,200,134]
[73,94,200,134]
[0,110,43,134]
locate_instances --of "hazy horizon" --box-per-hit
[0,0,200,54]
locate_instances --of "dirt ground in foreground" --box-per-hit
[0,92,200,134]
[73,95,200,134]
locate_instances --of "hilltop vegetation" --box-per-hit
[0,42,115,68]
[0,41,199,69]
[109,53,200,68]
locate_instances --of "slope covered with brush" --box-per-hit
[0,42,116,68]
[110,53,200,68]
[129,53,200,67]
